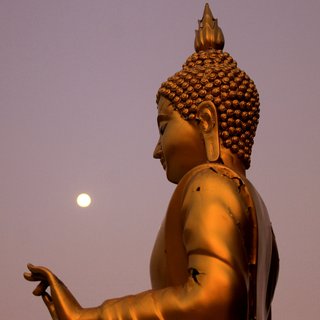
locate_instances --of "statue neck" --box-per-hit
[219,145,246,177]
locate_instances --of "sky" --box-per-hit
[1,0,320,319]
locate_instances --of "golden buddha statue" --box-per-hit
[24,4,279,320]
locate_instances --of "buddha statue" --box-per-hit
[24,4,279,320]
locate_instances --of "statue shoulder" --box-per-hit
[181,163,246,198]
[181,164,251,227]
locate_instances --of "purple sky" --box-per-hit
[1,1,320,319]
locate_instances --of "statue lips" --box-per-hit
[160,158,166,170]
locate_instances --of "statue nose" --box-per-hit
[153,140,162,159]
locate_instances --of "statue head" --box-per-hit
[154,4,260,182]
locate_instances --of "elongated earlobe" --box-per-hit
[197,101,220,162]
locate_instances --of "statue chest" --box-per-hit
[149,186,189,289]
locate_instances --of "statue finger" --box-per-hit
[27,263,53,279]
[23,271,46,282]
[27,263,48,274]
[33,280,49,296]
[23,272,33,281]
[42,293,59,320]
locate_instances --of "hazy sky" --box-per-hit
[1,1,320,319]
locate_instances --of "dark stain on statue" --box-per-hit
[188,268,203,285]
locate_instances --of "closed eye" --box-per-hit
[159,123,167,135]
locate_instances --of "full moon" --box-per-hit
[76,193,92,208]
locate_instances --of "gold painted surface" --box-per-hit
[194,3,225,51]
[25,3,279,319]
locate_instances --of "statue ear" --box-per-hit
[197,101,220,162]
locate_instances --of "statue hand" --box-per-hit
[24,263,60,319]
[24,263,82,320]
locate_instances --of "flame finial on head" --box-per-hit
[194,3,225,52]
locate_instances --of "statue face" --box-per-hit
[153,96,207,184]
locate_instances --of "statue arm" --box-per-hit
[98,172,249,319]
[25,173,249,320]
